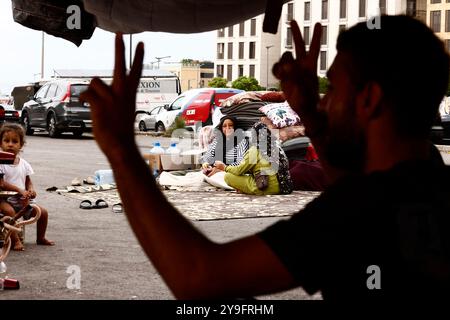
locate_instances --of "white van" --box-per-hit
[134,70,181,115]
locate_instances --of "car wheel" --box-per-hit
[72,130,83,138]
[47,114,61,138]
[22,113,34,135]
[156,122,165,132]
[139,120,147,132]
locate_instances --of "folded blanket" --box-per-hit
[158,171,234,190]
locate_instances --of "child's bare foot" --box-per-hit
[13,241,25,251]
[36,238,55,246]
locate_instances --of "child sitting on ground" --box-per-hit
[0,123,54,251]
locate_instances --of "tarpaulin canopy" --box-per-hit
[11,0,290,46]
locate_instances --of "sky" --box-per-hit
[0,1,215,95]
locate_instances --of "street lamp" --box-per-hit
[155,56,171,69]
[265,45,274,90]
[41,32,45,79]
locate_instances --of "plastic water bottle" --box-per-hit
[165,143,181,154]
[149,142,165,177]
[149,142,165,154]
[94,169,115,185]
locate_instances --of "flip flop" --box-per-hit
[94,199,108,209]
[71,178,82,186]
[112,203,123,213]
[79,199,93,209]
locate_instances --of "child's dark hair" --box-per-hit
[0,123,26,147]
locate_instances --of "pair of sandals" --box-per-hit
[79,199,108,210]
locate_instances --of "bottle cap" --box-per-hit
[154,142,161,147]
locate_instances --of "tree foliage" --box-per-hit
[208,77,228,88]
[231,76,263,91]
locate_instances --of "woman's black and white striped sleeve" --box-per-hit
[200,137,249,167]
[201,138,218,165]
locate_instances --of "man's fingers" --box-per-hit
[89,77,112,100]
[291,20,306,60]
[128,42,144,94]
[308,23,323,70]
[79,87,101,108]
[112,33,126,92]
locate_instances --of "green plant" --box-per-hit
[208,77,228,88]
[164,116,186,137]
[318,77,329,94]
[231,76,263,91]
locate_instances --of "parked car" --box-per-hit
[0,103,21,124]
[153,88,205,132]
[137,105,167,131]
[21,79,91,138]
[181,88,243,130]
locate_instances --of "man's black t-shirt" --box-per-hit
[259,157,450,300]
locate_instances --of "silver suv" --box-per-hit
[21,79,91,138]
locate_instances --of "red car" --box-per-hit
[181,88,243,130]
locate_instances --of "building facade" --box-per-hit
[162,61,214,92]
[280,0,414,76]
[214,15,282,89]
[426,0,450,51]
[215,1,423,82]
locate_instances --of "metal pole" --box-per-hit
[129,34,132,69]
[41,32,45,79]
[265,45,273,89]
[266,48,269,89]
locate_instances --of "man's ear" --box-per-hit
[356,81,383,120]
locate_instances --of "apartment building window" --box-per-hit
[217,65,224,78]
[431,0,441,3]
[340,0,347,19]
[379,0,387,15]
[446,10,450,32]
[339,24,346,34]
[304,26,310,46]
[228,26,234,37]
[359,0,366,18]
[249,42,256,59]
[239,22,245,36]
[431,11,441,32]
[322,0,328,20]
[227,65,233,81]
[251,19,257,36]
[286,27,293,48]
[238,65,244,77]
[228,43,233,59]
[305,2,311,21]
[320,51,327,71]
[217,28,225,37]
[287,2,294,21]
[249,65,255,78]
[217,43,224,59]
[321,26,328,46]
[239,42,244,59]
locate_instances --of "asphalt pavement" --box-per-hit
[1,131,316,300]
[2,130,448,300]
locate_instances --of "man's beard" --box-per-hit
[323,113,366,174]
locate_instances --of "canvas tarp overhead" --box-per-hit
[11,0,290,46]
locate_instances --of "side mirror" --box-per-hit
[164,104,170,110]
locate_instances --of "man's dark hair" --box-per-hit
[336,15,450,138]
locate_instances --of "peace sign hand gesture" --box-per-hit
[80,33,144,158]
[273,21,326,139]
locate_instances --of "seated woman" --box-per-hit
[214,122,294,196]
[201,115,249,174]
